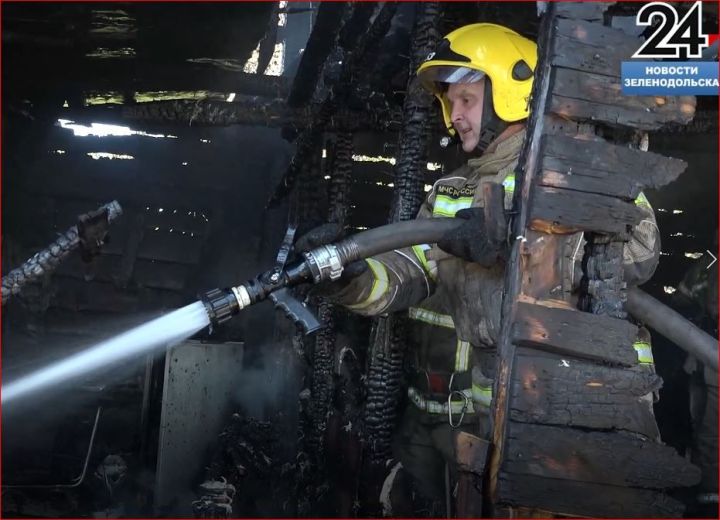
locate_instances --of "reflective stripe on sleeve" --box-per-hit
[454,340,471,372]
[472,384,493,408]
[634,192,652,209]
[432,195,473,217]
[502,174,515,193]
[346,258,389,310]
[411,244,438,281]
[633,341,655,365]
[408,307,454,328]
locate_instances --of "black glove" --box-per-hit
[294,222,343,253]
[294,223,368,280]
[437,207,507,267]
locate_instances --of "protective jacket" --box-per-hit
[406,292,491,420]
[331,129,660,349]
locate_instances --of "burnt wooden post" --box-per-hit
[268,2,398,207]
[364,2,442,468]
[487,2,700,517]
[295,131,356,516]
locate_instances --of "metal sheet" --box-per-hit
[154,340,243,516]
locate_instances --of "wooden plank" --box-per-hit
[519,233,571,300]
[487,4,557,504]
[541,133,687,194]
[510,349,661,437]
[513,301,639,365]
[539,164,640,199]
[454,432,488,518]
[550,68,696,130]
[497,473,685,518]
[552,18,638,77]
[530,186,644,234]
[504,422,701,489]
[555,2,615,22]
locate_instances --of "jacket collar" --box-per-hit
[466,128,526,176]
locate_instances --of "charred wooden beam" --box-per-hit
[307,301,335,455]
[550,67,696,130]
[2,201,123,305]
[549,11,695,131]
[510,349,662,437]
[298,132,356,512]
[293,148,330,515]
[287,2,349,107]
[388,2,441,222]
[256,3,280,76]
[530,186,645,234]
[513,300,639,365]
[63,98,401,131]
[338,3,379,51]
[551,18,637,77]
[11,63,292,99]
[364,315,408,464]
[327,132,354,226]
[539,133,687,195]
[497,474,685,518]
[270,100,335,208]
[267,3,398,207]
[504,422,701,489]
[345,3,400,101]
[363,2,442,467]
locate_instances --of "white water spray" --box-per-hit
[2,302,210,405]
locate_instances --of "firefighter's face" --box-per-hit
[447,79,486,153]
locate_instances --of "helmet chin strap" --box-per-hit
[476,80,508,153]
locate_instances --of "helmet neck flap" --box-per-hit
[477,79,508,153]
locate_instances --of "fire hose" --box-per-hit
[627,287,718,371]
[200,219,717,370]
[201,218,462,330]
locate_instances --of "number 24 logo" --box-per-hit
[633,1,709,59]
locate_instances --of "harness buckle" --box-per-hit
[448,390,469,428]
[448,372,469,428]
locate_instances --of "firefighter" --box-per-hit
[301,22,660,505]
[322,22,659,368]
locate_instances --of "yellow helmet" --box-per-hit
[417,23,537,133]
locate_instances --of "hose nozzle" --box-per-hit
[201,285,252,327]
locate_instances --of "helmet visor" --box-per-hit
[418,66,486,93]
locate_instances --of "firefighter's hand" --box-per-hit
[437,207,507,267]
[294,223,368,281]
